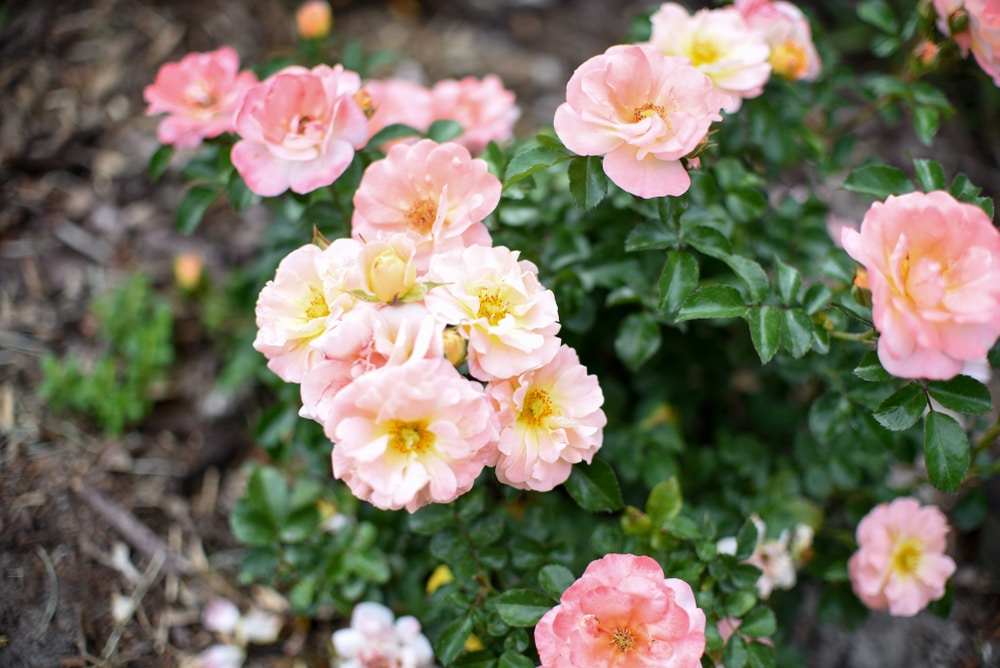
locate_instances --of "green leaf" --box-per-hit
[858,0,899,33]
[367,122,422,148]
[723,634,749,668]
[746,305,781,365]
[913,158,947,191]
[248,466,289,526]
[409,504,453,534]
[676,285,748,322]
[739,606,777,637]
[148,144,173,182]
[538,564,575,600]
[746,642,776,668]
[646,477,683,525]
[625,218,679,252]
[780,308,813,358]
[685,225,732,258]
[568,155,609,209]
[853,350,892,382]
[658,250,699,317]
[564,457,624,513]
[427,119,464,143]
[843,164,915,200]
[436,615,474,666]
[872,382,926,431]
[494,589,555,627]
[176,185,218,234]
[503,145,571,188]
[735,518,760,561]
[774,257,802,306]
[614,312,661,371]
[721,255,769,302]
[913,106,941,146]
[498,652,534,668]
[924,411,970,493]
[226,171,254,211]
[925,375,993,414]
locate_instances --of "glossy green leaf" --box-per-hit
[436,615,474,665]
[503,145,571,188]
[658,250,700,317]
[913,106,940,146]
[747,305,781,364]
[872,382,926,431]
[857,0,898,33]
[780,308,813,358]
[774,257,801,305]
[721,255,769,302]
[676,285,748,321]
[565,458,624,513]
[176,185,218,234]
[367,122,422,148]
[853,350,892,382]
[494,589,554,627]
[735,518,760,562]
[843,164,915,199]
[925,375,993,415]
[539,564,575,600]
[723,633,749,668]
[148,144,173,182]
[226,170,254,211]
[739,606,777,637]
[913,158,947,191]
[568,155,609,209]
[646,477,683,525]
[426,119,464,143]
[498,652,534,668]
[924,411,970,493]
[614,311,661,371]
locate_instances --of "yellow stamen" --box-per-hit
[477,288,509,326]
[689,39,720,67]
[520,389,554,426]
[388,420,433,454]
[305,289,329,320]
[406,198,438,235]
[632,103,665,123]
[891,537,923,576]
[610,627,636,653]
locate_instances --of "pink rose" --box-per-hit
[848,497,956,616]
[423,245,561,382]
[486,345,606,492]
[363,78,434,142]
[231,64,368,196]
[351,139,499,269]
[841,190,1000,380]
[553,45,725,199]
[734,0,821,81]
[644,3,772,112]
[429,75,520,154]
[535,553,706,668]
[935,0,1000,83]
[143,47,257,149]
[326,357,499,512]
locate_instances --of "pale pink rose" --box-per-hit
[231,64,368,196]
[363,78,434,142]
[299,303,445,424]
[841,190,1000,380]
[848,497,956,616]
[535,553,706,668]
[332,602,435,668]
[734,0,821,81]
[644,3,772,112]
[253,240,363,383]
[487,345,606,492]
[325,357,499,512]
[423,245,561,382]
[553,45,725,199]
[352,139,499,269]
[429,75,520,154]
[144,47,257,149]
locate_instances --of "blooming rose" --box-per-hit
[487,345,606,491]
[325,357,499,512]
[553,45,725,199]
[423,244,561,382]
[429,75,520,154]
[231,64,368,196]
[841,190,1000,380]
[352,139,499,269]
[934,0,1000,85]
[848,497,956,616]
[735,0,821,81]
[144,47,257,149]
[535,553,706,667]
[253,240,363,383]
[644,3,772,112]
[363,78,434,143]
[332,602,435,668]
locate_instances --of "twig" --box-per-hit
[34,545,59,638]
[99,549,166,664]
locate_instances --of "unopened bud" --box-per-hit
[368,247,414,303]
[353,88,376,119]
[914,40,939,66]
[173,253,204,292]
[296,0,333,40]
[442,327,468,367]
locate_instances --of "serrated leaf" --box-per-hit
[539,564,575,600]
[802,282,833,315]
[774,257,802,305]
[503,145,571,188]
[746,305,781,364]
[409,504,453,534]
[780,308,813,358]
[858,0,898,33]
[723,634,749,668]
[912,158,947,191]
[614,311,661,371]
[853,350,892,382]
[646,477,683,525]
[739,606,777,637]
[176,185,218,234]
[658,250,699,317]
[568,155,609,209]
[436,615,474,665]
[498,652,534,668]
[427,119,464,143]
[564,458,624,513]
[676,285,748,321]
[685,225,732,258]
[735,518,760,562]
[924,411,970,493]
[721,254,769,302]
[226,171,254,211]
[872,382,926,431]
[926,375,993,414]
[148,144,173,182]
[494,589,554,627]
[843,164,915,199]
[625,219,679,252]
[248,466,290,526]
[367,122,422,148]
[913,106,940,146]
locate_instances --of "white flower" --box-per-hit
[332,601,435,668]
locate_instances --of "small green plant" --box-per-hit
[40,273,175,436]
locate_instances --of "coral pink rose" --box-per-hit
[535,553,706,667]
[352,139,499,269]
[735,0,821,81]
[553,45,725,199]
[363,78,434,143]
[429,75,520,154]
[144,47,257,149]
[231,64,368,196]
[847,497,956,616]
[644,3,772,112]
[486,345,606,492]
[841,190,1000,380]
[325,357,499,512]
[423,245,561,382]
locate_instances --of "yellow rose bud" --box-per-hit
[296,0,333,40]
[442,327,468,367]
[367,246,415,303]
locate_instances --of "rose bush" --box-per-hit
[139,1,1000,666]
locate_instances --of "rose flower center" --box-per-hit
[406,198,438,234]
[891,537,924,576]
[477,288,510,326]
[520,389,554,426]
[388,420,433,454]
